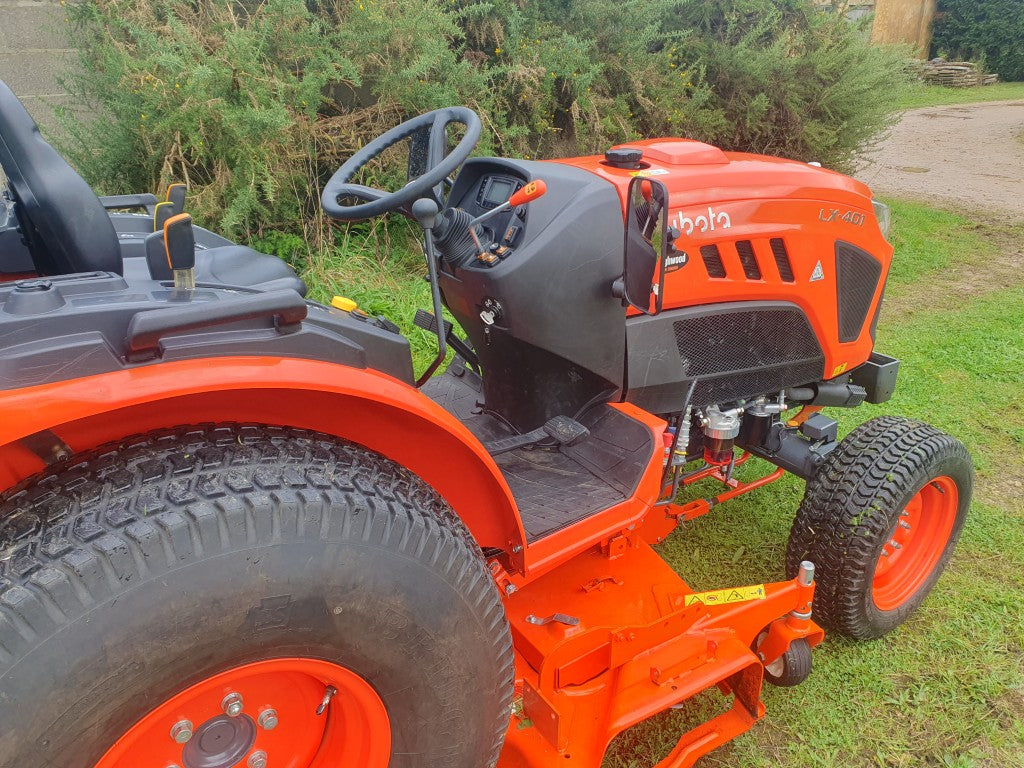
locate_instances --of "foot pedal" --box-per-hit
[414,307,452,336]
[414,309,479,369]
[486,415,590,456]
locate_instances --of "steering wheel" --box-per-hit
[321,107,481,222]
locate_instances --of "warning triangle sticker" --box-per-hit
[810,260,825,282]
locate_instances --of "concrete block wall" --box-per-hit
[0,0,74,134]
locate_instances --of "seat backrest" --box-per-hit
[0,80,121,275]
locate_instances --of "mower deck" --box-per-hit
[494,534,822,767]
[424,367,652,540]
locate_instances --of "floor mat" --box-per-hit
[422,366,654,540]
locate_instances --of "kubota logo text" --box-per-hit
[673,207,732,236]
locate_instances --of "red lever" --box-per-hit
[508,179,547,208]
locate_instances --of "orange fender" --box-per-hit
[0,356,527,571]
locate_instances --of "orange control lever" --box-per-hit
[508,179,546,208]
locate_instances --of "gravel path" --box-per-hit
[857,100,1024,220]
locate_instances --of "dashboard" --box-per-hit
[452,167,530,261]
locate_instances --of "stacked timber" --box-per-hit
[917,59,1000,88]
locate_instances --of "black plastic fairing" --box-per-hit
[0,272,413,389]
[438,158,626,431]
[625,301,826,413]
[835,240,882,343]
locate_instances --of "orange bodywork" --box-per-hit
[558,138,894,378]
[0,356,528,570]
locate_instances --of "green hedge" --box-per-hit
[931,0,1024,83]
[59,0,908,242]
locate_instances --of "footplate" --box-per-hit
[495,539,823,768]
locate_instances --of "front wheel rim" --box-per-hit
[872,475,959,611]
[96,658,391,768]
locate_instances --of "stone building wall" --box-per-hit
[0,0,72,133]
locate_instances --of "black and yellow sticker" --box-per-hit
[684,584,766,607]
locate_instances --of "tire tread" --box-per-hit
[0,423,514,768]
[785,416,972,639]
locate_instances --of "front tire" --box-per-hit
[786,416,972,640]
[0,425,514,768]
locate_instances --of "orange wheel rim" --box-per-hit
[96,658,390,768]
[872,475,958,611]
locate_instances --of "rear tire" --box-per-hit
[0,424,514,768]
[786,416,972,640]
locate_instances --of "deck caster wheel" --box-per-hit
[762,638,812,688]
[0,425,514,768]
[786,416,972,640]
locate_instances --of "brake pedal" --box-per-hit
[486,415,590,456]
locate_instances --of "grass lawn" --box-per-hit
[301,199,1024,766]
[896,81,1024,110]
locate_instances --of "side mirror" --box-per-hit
[622,177,673,315]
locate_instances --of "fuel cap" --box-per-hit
[604,148,644,169]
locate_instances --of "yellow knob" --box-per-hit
[331,296,357,312]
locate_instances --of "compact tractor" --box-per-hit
[0,84,973,768]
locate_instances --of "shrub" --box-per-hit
[654,0,909,166]
[59,0,908,245]
[931,0,1024,83]
[61,0,489,242]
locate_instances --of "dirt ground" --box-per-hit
[857,100,1024,221]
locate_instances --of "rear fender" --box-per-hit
[0,356,527,572]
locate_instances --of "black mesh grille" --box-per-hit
[700,244,727,278]
[736,240,762,280]
[770,238,795,282]
[672,304,824,406]
[835,241,882,343]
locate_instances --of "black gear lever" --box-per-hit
[412,197,449,387]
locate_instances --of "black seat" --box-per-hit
[0,79,304,294]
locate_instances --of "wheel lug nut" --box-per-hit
[222,692,244,717]
[170,719,193,744]
[248,750,268,768]
[258,708,279,730]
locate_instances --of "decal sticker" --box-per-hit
[629,167,670,177]
[819,208,866,226]
[684,584,766,607]
[810,260,825,282]
[673,206,732,236]
[664,250,689,273]
[832,362,849,377]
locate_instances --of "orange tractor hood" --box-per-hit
[553,138,875,212]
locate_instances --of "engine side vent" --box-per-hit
[672,303,825,407]
[770,238,795,282]
[735,240,762,280]
[700,244,727,278]
[835,241,882,343]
